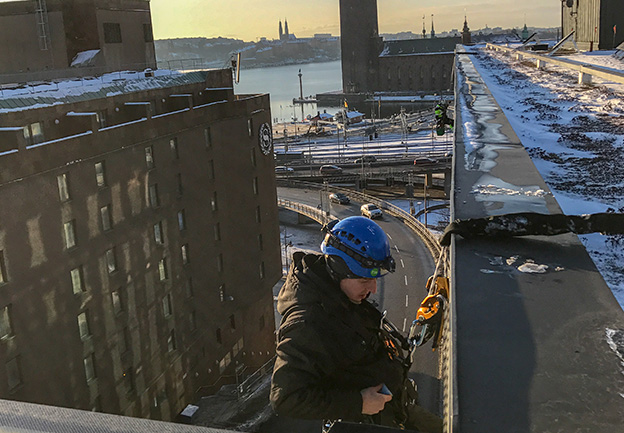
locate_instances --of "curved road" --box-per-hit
[277,186,441,416]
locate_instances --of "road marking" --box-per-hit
[394,246,400,253]
[405,295,409,307]
[387,234,393,240]
[404,275,408,286]
[402,318,406,332]
[400,259,405,268]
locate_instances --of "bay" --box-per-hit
[233,61,342,123]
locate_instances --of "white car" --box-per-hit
[360,203,383,219]
[275,166,294,174]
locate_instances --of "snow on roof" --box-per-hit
[70,50,101,68]
[346,111,364,118]
[0,69,209,113]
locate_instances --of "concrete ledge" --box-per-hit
[450,50,624,432]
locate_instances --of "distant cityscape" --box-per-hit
[155,25,560,70]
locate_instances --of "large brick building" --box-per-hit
[0,1,280,422]
[0,0,156,83]
[339,0,459,95]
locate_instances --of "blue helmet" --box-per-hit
[321,216,395,279]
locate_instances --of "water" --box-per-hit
[234,61,342,123]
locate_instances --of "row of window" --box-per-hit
[103,22,153,44]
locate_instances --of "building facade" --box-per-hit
[0,69,280,420]
[561,0,624,50]
[338,0,459,95]
[0,0,156,84]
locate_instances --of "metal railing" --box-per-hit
[276,180,442,259]
[485,43,624,85]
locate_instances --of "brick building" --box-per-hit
[0,0,156,83]
[0,69,280,420]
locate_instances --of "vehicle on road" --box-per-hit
[329,192,350,204]
[319,165,343,175]
[275,166,294,174]
[414,157,437,165]
[360,203,383,219]
[354,155,376,164]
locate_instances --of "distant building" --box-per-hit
[561,0,624,50]
[339,0,461,94]
[0,0,157,84]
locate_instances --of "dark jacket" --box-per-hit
[270,252,407,425]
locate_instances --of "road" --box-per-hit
[275,187,440,418]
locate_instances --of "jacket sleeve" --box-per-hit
[270,311,364,422]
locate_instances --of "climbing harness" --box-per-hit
[408,247,450,354]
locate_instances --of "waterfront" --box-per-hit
[234,61,342,123]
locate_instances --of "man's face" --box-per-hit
[340,278,377,304]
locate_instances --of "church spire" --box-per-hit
[284,18,289,37]
[279,20,283,40]
[462,14,471,44]
[430,14,435,38]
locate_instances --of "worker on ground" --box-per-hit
[270,216,443,432]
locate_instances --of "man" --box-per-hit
[270,216,442,432]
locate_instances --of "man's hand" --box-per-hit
[360,384,393,415]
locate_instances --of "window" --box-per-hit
[63,220,76,249]
[6,357,22,390]
[208,160,215,180]
[111,289,123,314]
[177,210,186,231]
[70,267,84,294]
[219,284,225,302]
[123,368,135,393]
[95,162,106,188]
[170,138,179,159]
[158,258,168,281]
[181,244,189,265]
[167,329,176,352]
[217,254,223,273]
[185,278,194,297]
[120,327,130,353]
[204,127,212,149]
[255,206,261,223]
[77,311,90,339]
[230,314,236,330]
[233,337,244,357]
[0,305,13,339]
[105,248,117,274]
[214,223,221,241]
[145,146,154,169]
[252,177,259,195]
[23,122,44,145]
[0,251,7,284]
[216,328,222,344]
[149,184,159,207]
[257,234,263,251]
[57,173,70,201]
[84,353,96,381]
[153,221,164,245]
[189,311,197,331]
[247,118,253,137]
[103,22,122,43]
[176,173,183,196]
[211,192,218,211]
[100,205,112,231]
[143,23,153,42]
[259,261,265,279]
[96,111,107,129]
[162,293,172,317]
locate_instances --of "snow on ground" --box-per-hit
[469,45,624,309]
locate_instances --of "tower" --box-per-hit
[279,20,283,40]
[284,18,289,39]
[462,15,471,44]
[339,0,383,93]
[431,14,436,38]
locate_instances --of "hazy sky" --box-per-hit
[150,0,561,41]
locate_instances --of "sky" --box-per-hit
[149,0,561,42]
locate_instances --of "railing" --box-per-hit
[236,357,275,400]
[276,180,442,259]
[485,43,624,85]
